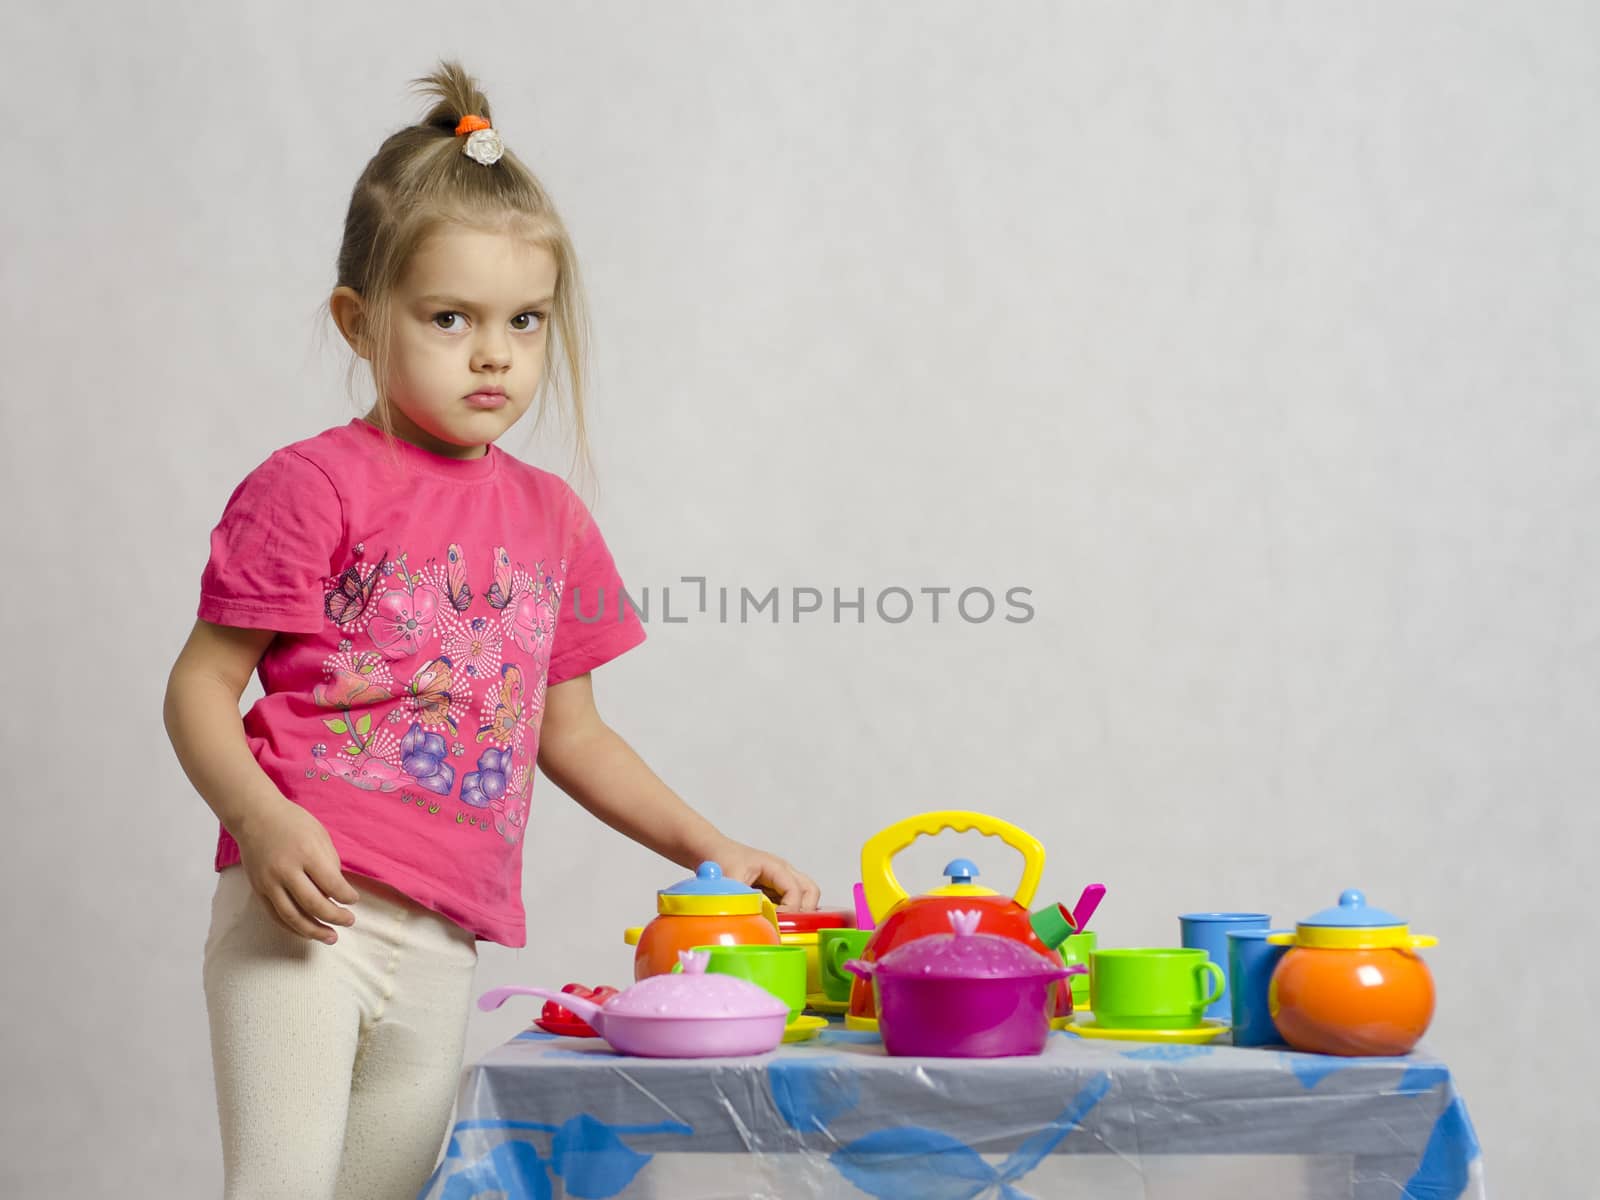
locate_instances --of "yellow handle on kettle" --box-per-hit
[859,810,1046,925]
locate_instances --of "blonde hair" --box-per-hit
[335,61,591,478]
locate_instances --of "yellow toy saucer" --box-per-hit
[805,993,850,1015]
[1065,1017,1229,1044]
[783,1015,828,1043]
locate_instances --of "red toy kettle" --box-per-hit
[846,811,1079,1029]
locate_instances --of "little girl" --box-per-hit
[163,62,819,1200]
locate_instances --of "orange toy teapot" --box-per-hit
[847,811,1079,1029]
[624,861,780,980]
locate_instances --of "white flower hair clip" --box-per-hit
[454,114,504,166]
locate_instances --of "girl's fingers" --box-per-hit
[268,884,337,944]
[259,894,302,939]
[285,874,350,940]
[304,862,358,923]
[762,861,801,907]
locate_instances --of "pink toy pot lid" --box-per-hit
[874,910,1066,980]
[605,950,788,1020]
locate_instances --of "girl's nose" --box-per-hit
[473,334,511,371]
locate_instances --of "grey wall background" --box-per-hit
[4,1,1594,1195]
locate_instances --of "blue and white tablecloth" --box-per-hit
[420,1023,1483,1199]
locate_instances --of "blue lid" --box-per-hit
[660,861,760,896]
[943,858,981,885]
[1302,889,1404,927]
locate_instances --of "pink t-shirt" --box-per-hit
[198,419,646,945]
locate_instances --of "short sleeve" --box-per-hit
[547,493,647,686]
[198,449,344,634]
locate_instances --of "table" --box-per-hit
[420,1023,1484,1199]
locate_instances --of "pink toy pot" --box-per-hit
[478,949,788,1058]
[845,909,1080,1057]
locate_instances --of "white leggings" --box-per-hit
[202,866,478,1199]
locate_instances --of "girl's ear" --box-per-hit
[329,287,372,360]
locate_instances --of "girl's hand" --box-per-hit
[232,799,361,944]
[712,840,822,910]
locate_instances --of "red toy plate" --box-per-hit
[533,984,617,1037]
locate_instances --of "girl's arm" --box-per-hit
[537,673,822,908]
[163,619,360,942]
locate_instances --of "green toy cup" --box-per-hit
[1061,932,1097,1008]
[818,929,873,1002]
[1089,947,1225,1030]
[689,943,807,1021]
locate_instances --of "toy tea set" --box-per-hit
[478,811,1439,1061]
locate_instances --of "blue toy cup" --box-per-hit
[1226,928,1292,1047]
[1178,912,1271,1020]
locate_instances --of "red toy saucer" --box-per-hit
[532,983,617,1038]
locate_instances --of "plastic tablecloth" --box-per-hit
[420,1023,1484,1200]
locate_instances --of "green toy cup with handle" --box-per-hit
[819,929,873,1002]
[1089,948,1226,1030]
[1061,932,1097,1009]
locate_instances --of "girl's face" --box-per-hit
[377,224,559,458]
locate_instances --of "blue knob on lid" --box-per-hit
[1302,888,1405,927]
[660,861,760,896]
[944,858,980,885]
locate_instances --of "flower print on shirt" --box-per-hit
[461,750,531,844]
[494,762,532,846]
[441,616,501,679]
[313,686,407,792]
[329,755,407,792]
[311,646,422,795]
[310,649,404,792]
[369,556,441,659]
[464,654,544,840]
[306,539,562,820]
[312,662,393,710]
[510,590,554,657]
[400,722,456,795]
[461,745,510,808]
[491,553,561,674]
[526,673,547,727]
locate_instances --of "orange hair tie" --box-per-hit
[455,114,492,136]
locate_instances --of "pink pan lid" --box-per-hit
[875,910,1062,980]
[604,950,788,1020]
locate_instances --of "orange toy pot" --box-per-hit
[1267,890,1438,1057]
[624,862,779,980]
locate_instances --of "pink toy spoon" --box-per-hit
[1071,883,1107,933]
[853,881,876,930]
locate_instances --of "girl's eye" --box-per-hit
[511,311,545,332]
[432,312,465,331]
